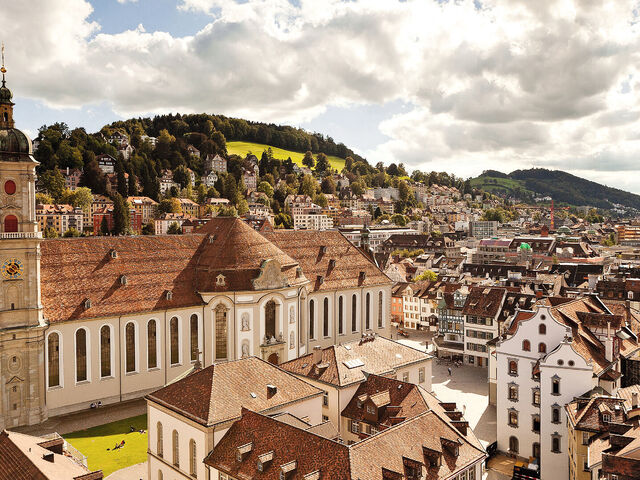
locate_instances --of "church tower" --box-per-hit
[0,51,47,429]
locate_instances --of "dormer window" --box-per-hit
[320,246,327,255]
[603,413,611,423]
[366,404,375,415]
[110,249,118,259]
[84,298,91,310]
[216,274,226,287]
[317,275,324,285]
[120,275,128,286]
[236,442,253,462]
[329,259,336,269]
[257,451,274,471]
[165,290,173,301]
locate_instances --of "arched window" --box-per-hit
[157,422,163,457]
[125,322,136,373]
[351,294,357,332]
[552,377,560,395]
[509,360,518,375]
[265,300,276,340]
[190,314,199,362]
[532,442,540,459]
[552,406,561,423]
[47,333,60,388]
[365,292,371,330]
[539,324,546,335]
[552,436,561,453]
[338,296,344,335]
[309,299,315,339]
[172,430,179,467]
[538,343,546,354]
[4,214,18,233]
[509,436,519,454]
[148,320,157,369]
[189,439,197,477]
[100,325,111,378]
[323,297,329,337]
[158,470,163,480]
[76,328,88,382]
[170,317,179,365]
[215,305,228,360]
[378,291,383,328]
[522,340,530,351]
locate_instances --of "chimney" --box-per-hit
[312,345,323,364]
[605,321,614,362]
[267,384,277,398]
[632,392,639,409]
[42,452,54,463]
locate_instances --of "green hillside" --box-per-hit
[227,141,346,171]
[471,168,640,211]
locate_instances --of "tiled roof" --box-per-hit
[40,218,309,323]
[349,410,486,480]
[0,430,101,480]
[341,374,428,427]
[462,287,506,318]
[146,357,323,427]
[280,336,430,387]
[204,408,352,479]
[264,229,391,292]
[40,234,205,323]
[565,396,626,432]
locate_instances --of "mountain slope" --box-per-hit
[471,168,640,210]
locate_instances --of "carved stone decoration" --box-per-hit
[252,259,289,290]
[289,331,295,349]
[241,313,250,331]
[289,306,295,324]
[241,341,250,358]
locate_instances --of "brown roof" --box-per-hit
[341,374,429,427]
[0,430,101,480]
[40,234,205,323]
[280,335,430,387]
[204,408,352,479]
[264,229,391,292]
[146,357,323,426]
[40,218,309,323]
[462,287,507,318]
[565,396,626,432]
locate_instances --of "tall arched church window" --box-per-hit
[170,317,179,365]
[215,305,228,360]
[148,320,157,369]
[47,333,60,388]
[100,325,111,377]
[76,328,88,382]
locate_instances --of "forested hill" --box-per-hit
[472,168,640,210]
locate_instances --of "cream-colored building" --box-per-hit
[280,335,432,432]
[145,357,323,480]
[0,86,393,431]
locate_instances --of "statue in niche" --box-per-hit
[241,342,250,358]
[289,307,295,324]
[290,331,295,349]
[278,332,283,343]
[241,313,250,331]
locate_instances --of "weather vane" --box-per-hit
[1,43,5,85]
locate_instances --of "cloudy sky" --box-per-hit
[4,0,640,191]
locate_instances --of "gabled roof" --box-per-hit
[146,357,323,427]
[280,336,430,387]
[462,287,507,318]
[264,230,391,292]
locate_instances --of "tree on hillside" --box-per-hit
[100,216,110,236]
[167,222,182,234]
[111,193,130,236]
[173,165,190,189]
[415,270,437,282]
[302,151,315,169]
[43,226,58,238]
[158,198,182,214]
[39,167,65,201]
[344,156,354,172]
[315,153,330,173]
[115,159,128,197]
[320,177,336,195]
[36,193,54,205]
[128,171,139,196]
[81,156,107,195]
[62,187,93,216]
[299,175,317,197]
[63,227,81,238]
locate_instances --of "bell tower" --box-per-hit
[0,47,47,429]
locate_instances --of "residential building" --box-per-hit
[201,171,218,187]
[293,212,333,230]
[62,167,82,191]
[88,194,113,231]
[469,220,499,239]
[127,196,158,225]
[472,238,512,264]
[36,204,84,236]
[96,154,116,174]
[177,198,200,217]
[462,287,507,367]
[108,131,128,147]
[391,283,407,325]
[141,134,157,147]
[186,144,200,158]
[117,143,134,160]
[159,170,179,195]
[93,205,143,234]
[154,212,195,235]
[204,154,227,174]
[0,430,102,480]
[339,226,418,253]
[243,168,257,191]
[204,407,485,480]
[146,357,323,480]
[280,335,432,431]
[495,297,633,480]
[434,286,468,361]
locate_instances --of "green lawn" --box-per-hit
[64,414,147,477]
[226,141,346,171]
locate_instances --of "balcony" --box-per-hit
[0,231,42,239]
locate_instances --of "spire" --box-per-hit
[1,42,6,87]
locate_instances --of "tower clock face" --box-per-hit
[2,258,24,279]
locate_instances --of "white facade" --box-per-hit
[293,213,333,231]
[495,306,593,480]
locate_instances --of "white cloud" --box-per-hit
[4,0,640,190]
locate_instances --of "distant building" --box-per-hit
[186,144,200,158]
[159,170,179,195]
[93,205,142,234]
[96,154,116,174]
[62,167,82,191]
[293,212,333,231]
[201,171,218,188]
[469,220,498,239]
[204,153,227,173]
[36,204,84,236]
[154,212,195,235]
[127,196,158,225]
